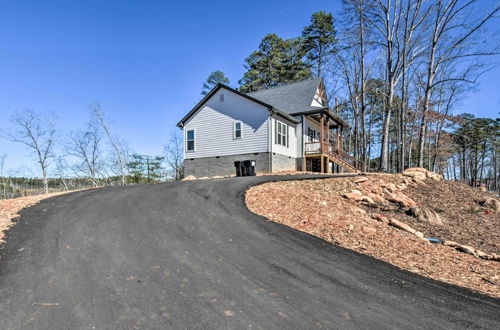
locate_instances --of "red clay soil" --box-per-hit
[245,176,500,297]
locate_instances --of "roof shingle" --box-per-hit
[246,78,324,115]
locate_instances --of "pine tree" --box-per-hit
[239,34,311,92]
[201,70,230,95]
[302,11,337,77]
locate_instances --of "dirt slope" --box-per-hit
[246,173,500,297]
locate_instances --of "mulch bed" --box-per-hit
[393,180,498,254]
[245,176,500,297]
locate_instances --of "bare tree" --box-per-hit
[362,0,428,172]
[0,154,7,199]
[164,131,184,180]
[54,156,69,191]
[7,110,56,193]
[91,104,127,185]
[66,116,103,187]
[416,0,500,167]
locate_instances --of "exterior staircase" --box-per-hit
[305,142,365,173]
[327,147,364,173]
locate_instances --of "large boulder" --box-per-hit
[409,205,444,226]
[403,167,443,182]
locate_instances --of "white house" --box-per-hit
[176,78,363,177]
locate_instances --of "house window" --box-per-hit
[186,129,195,151]
[275,121,288,147]
[234,122,242,139]
[220,94,224,102]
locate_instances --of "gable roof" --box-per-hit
[246,78,324,115]
[176,84,299,127]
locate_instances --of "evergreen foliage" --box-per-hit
[202,71,230,95]
[239,34,311,92]
[302,11,337,77]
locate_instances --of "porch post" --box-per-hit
[320,113,324,153]
[326,115,330,154]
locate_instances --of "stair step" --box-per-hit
[327,154,359,173]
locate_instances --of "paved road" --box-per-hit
[0,175,498,329]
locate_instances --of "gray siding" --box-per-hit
[183,88,269,159]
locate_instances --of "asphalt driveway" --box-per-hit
[0,175,498,329]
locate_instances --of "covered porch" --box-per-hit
[301,109,364,173]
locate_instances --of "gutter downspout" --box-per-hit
[268,112,273,173]
[301,115,305,171]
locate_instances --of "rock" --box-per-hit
[343,192,364,201]
[354,177,368,184]
[479,197,500,211]
[427,172,443,181]
[406,167,428,173]
[408,206,444,226]
[361,196,375,204]
[181,175,196,181]
[320,201,328,206]
[403,167,443,182]
[383,189,396,199]
[403,171,426,181]
[367,192,386,204]
[387,193,416,208]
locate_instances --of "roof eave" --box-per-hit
[272,108,300,124]
[291,108,349,128]
[176,83,278,128]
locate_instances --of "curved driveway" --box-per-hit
[0,175,498,329]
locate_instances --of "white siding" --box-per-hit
[311,87,325,107]
[183,88,269,159]
[304,117,321,143]
[270,115,298,158]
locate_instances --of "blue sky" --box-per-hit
[0,0,498,175]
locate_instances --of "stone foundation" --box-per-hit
[184,152,271,177]
[184,152,299,177]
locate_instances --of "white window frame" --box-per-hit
[186,129,195,152]
[275,120,288,147]
[234,121,242,140]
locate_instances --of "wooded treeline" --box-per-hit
[206,0,499,189]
